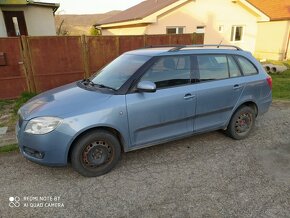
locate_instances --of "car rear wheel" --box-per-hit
[226,106,255,140]
[71,130,121,177]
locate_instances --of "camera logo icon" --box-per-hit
[9,197,20,208]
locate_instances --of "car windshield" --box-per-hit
[90,54,151,90]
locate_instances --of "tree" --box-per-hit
[55,10,70,36]
[89,26,101,36]
[56,19,69,36]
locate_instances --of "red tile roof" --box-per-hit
[97,0,290,26]
[97,0,179,25]
[247,0,290,20]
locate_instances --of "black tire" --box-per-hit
[71,130,121,177]
[226,106,256,140]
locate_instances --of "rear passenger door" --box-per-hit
[193,54,244,132]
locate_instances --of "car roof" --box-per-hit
[125,45,249,57]
[126,47,174,56]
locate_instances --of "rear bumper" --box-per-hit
[258,95,272,116]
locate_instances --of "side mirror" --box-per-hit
[137,81,156,93]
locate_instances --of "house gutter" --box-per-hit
[0,0,59,13]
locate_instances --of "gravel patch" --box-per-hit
[0,101,289,218]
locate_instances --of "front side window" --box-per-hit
[236,56,258,76]
[166,27,184,34]
[231,26,244,42]
[140,56,191,89]
[91,54,150,90]
[197,55,229,80]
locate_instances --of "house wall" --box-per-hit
[24,6,56,36]
[255,21,290,60]
[102,0,262,53]
[146,0,259,52]
[287,35,290,60]
[102,26,147,35]
[0,8,8,37]
[0,5,56,36]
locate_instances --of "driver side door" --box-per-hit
[125,55,196,148]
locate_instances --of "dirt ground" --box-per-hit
[0,100,17,146]
[0,101,290,218]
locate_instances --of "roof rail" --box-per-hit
[144,45,183,49]
[169,44,243,51]
[143,44,243,51]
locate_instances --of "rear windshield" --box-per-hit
[91,54,151,90]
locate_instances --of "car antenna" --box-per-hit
[217,40,223,48]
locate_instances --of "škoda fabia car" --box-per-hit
[17,45,272,177]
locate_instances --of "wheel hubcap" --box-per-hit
[82,141,112,168]
[235,113,252,134]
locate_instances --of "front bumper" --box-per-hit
[16,120,74,166]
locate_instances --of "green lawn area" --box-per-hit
[271,69,290,100]
[267,60,290,101]
[0,144,19,153]
[0,92,36,128]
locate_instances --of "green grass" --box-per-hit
[13,92,37,114]
[0,92,36,152]
[271,69,290,100]
[0,99,13,108]
[264,60,290,101]
[265,60,290,69]
[0,144,19,153]
[0,92,36,126]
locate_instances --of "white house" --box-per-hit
[0,0,59,37]
[96,0,290,60]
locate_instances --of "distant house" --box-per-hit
[95,0,290,60]
[0,0,59,37]
[252,0,290,60]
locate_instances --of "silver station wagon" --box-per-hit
[17,45,272,177]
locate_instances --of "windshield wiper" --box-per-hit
[94,83,117,91]
[82,78,95,86]
[82,79,117,91]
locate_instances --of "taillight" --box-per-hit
[266,76,272,90]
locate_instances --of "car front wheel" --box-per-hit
[71,130,121,177]
[226,106,256,140]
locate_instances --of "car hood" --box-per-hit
[19,82,112,120]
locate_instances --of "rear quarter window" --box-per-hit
[236,56,258,76]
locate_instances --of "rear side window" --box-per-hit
[236,56,258,76]
[197,55,229,80]
[141,55,191,89]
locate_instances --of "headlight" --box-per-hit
[25,117,62,135]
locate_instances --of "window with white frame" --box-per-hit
[218,25,224,33]
[231,26,244,42]
[166,27,184,34]
[196,26,205,34]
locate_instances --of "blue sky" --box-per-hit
[42,0,144,14]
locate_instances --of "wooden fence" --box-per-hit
[0,33,204,99]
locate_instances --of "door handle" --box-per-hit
[233,84,242,90]
[184,93,195,100]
